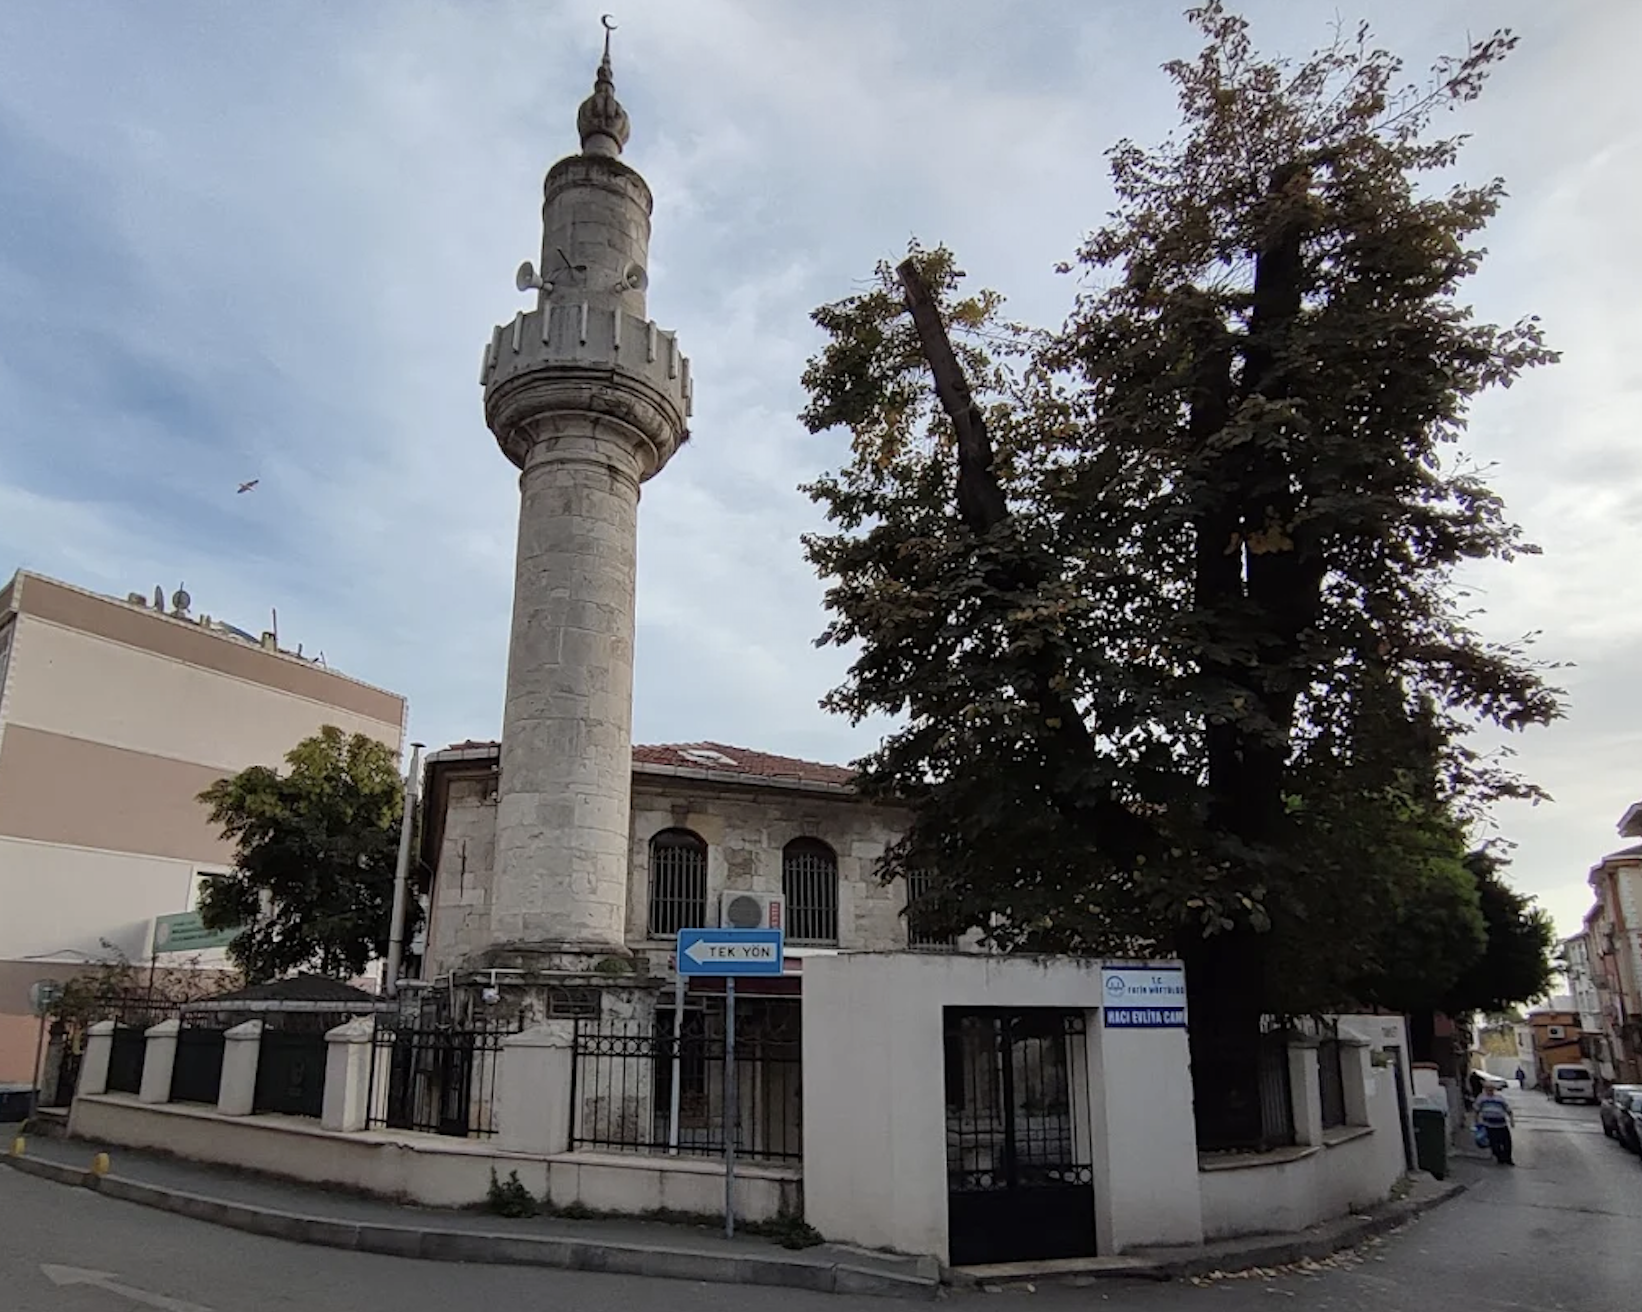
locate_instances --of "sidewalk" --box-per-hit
[4,1121,1467,1296]
[1,1126,937,1299]
[948,1170,1465,1287]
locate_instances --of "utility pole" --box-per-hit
[384,742,425,996]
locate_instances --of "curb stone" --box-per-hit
[1,1153,936,1300]
[1143,1180,1467,1280]
[946,1179,1467,1287]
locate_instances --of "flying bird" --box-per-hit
[237,479,259,494]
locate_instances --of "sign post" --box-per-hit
[666,971,684,1155]
[28,980,63,1104]
[675,927,785,1239]
[724,976,736,1236]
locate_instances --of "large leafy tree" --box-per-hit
[198,726,410,982]
[799,5,1560,1140]
[1443,848,1557,1016]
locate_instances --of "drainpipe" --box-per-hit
[384,742,425,997]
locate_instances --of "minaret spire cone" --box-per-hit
[578,14,630,157]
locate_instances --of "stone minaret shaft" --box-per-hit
[478,43,690,962]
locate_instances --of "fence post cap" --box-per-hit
[325,1016,376,1043]
[504,1020,577,1048]
[87,1020,117,1036]
[144,1017,182,1039]
[224,1019,264,1040]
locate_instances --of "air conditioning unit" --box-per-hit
[719,890,784,932]
[1547,1025,1566,1039]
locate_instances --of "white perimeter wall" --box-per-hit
[802,952,1203,1263]
[1200,1061,1406,1239]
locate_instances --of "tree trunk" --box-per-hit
[1182,170,1317,1148]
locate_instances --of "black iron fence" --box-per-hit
[366,1019,514,1139]
[1256,1027,1297,1148]
[1317,1037,1347,1130]
[1194,1023,1297,1152]
[50,1033,83,1108]
[106,1025,148,1095]
[170,1026,227,1105]
[253,1030,327,1118]
[569,1001,802,1162]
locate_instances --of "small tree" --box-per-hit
[53,941,238,1028]
[197,726,411,982]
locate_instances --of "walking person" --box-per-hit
[1475,1085,1516,1165]
[1514,1065,1526,1089]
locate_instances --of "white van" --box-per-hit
[1552,1063,1596,1105]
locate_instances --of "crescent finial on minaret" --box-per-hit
[577,15,630,158]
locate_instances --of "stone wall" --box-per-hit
[422,766,917,978]
[626,779,912,951]
[425,775,500,975]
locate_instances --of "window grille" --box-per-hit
[906,870,956,950]
[782,838,838,944]
[648,829,707,938]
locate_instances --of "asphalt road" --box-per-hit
[2,1088,1637,1311]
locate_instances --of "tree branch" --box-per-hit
[897,259,1010,532]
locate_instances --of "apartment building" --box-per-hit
[1586,838,1642,1084]
[0,571,406,1081]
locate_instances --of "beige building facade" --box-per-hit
[1585,840,1642,1084]
[0,570,406,1081]
[418,740,939,981]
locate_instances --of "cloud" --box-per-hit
[1,0,1636,937]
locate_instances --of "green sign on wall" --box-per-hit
[152,911,241,955]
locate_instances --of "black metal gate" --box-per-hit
[366,1021,512,1138]
[169,1027,227,1105]
[944,1008,1095,1266]
[252,1031,327,1118]
[106,1025,147,1095]
[384,1027,472,1137]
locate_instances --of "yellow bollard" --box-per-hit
[8,1136,23,1157]
[90,1152,110,1177]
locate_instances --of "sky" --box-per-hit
[0,1,1635,941]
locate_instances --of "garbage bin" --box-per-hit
[0,1081,35,1122]
[1412,1105,1447,1179]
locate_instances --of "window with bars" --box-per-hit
[782,838,838,944]
[648,829,708,938]
[905,870,956,950]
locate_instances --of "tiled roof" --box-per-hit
[202,974,377,1005]
[434,738,857,787]
[632,742,857,787]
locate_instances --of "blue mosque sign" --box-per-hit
[1101,964,1187,1028]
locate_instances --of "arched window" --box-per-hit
[648,829,707,938]
[782,838,838,945]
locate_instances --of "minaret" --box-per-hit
[476,27,690,968]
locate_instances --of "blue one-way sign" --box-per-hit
[676,927,784,977]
